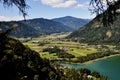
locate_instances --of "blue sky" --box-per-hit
[0,0,96,21]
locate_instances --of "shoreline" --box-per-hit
[83,54,120,64]
[52,54,120,65]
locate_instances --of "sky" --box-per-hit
[0,0,96,21]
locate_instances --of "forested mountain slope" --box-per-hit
[0,32,62,80]
[68,14,120,44]
[21,18,73,34]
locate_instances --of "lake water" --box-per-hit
[61,56,120,80]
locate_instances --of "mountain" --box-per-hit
[20,18,73,34]
[0,18,73,38]
[0,21,41,38]
[68,14,120,44]
[0,32,66,80]
[52,16,90,30]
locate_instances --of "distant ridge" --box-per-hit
[0,18,73,37]
[52,16,90,30]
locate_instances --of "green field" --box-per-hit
[21,33,114,60]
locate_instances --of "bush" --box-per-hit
[43,46,75,58]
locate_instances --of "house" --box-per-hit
[32,40,39,43]
[87,75,93,79]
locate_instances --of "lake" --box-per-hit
[61,55,120,80]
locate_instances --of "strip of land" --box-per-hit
[83,54,120,64]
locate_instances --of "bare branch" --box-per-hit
[90,0,120,26]
[0,0,29,18]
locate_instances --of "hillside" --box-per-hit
[0,32,108,80]
[0,21,41,38]
[0,18,73,38]
[0,32,63,80]
[52,16,90,30]
[68,14,120,44]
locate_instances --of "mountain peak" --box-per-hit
[63,16,75,18]
[52,16,90,30]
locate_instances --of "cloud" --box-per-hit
[76,2,89,9]
[41,0,90,9]
[41,0,77,8]
[0,16,24,21]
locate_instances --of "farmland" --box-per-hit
[19,32,117,62]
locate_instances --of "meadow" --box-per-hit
[21,33,116,62]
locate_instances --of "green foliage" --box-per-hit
[43,46,61,53]
[92,71,100,78]
[38,41,50,46]
[74,51,119,63]
[64,68,108,80]
[0,34,62,80]
[43,46,75,58]
[78,68,91,75]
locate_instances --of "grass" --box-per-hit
[68,47,98,57]
[40,53,58,59]
[21,33,113,61]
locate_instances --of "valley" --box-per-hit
[20,32,119,64]
[0,0,120,79]
[19,32,120,80]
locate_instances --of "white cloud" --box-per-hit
[76,2,89,9]
[41,0,90,9]
[0,16,24,21]
[41,0,77,8]
[76,4,85,8]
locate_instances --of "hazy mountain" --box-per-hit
[68,14,120,44]
[52,16,90,30]
[21,18,73,34]
[0,18,73,38]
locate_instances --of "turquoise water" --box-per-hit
[61,56,120,80]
